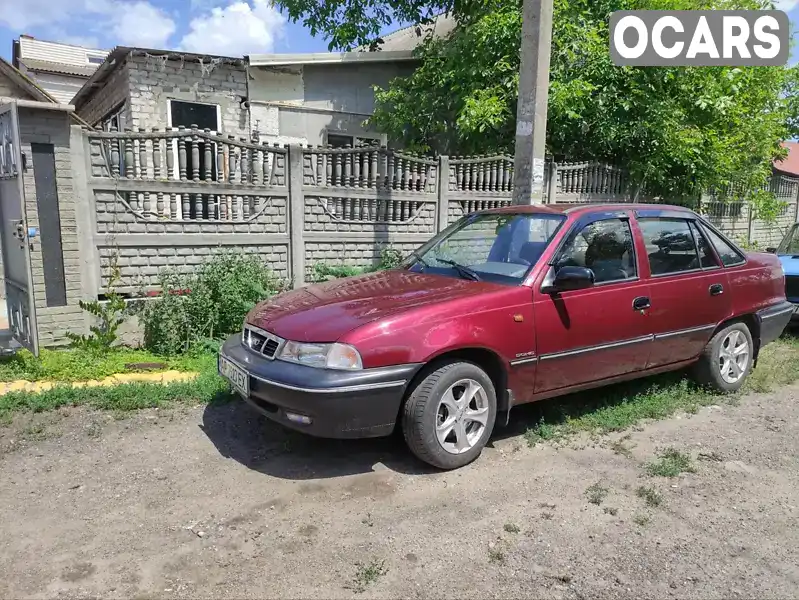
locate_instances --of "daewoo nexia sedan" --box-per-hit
[767,223,799,320]
[219,204,792,469]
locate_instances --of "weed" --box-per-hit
[524,418,560,446]
[352,559,388,593]
[541,512,554,520]
[488,547,505,563]
[67,260,126,352]
[646,448,696,478]
[585,482,609,506]
[610,434,634,458]
[636,486,663,507]
[633,513,650,527]
[503,522,520,534]
[85,421,103,439]
[0,348,207,383]
[603,506,618,516]
[361,513,374,527]
[21,423,49,441]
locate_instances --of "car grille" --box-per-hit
[786,275,799,301]
[242,324,283,359]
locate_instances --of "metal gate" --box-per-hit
[0,103,38,355]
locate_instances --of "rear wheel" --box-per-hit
[692,322,753,393]
[402,361,497,470]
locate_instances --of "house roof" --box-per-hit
[18,57,98,78]
[0,56,62,103]
[775,141,799,177]
[72,46,245,110]
[357,13,457,51]
[247,50,416,67]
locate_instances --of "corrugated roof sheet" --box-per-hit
[19,58,97,77]
[775,141,799,177]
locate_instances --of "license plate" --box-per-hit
[219,356,249,397]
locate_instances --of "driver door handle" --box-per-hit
[709,283,724,296]
[633,296,651,311]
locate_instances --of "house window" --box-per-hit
[167,99,221,219]
[87,55,105,65]
[101,106,125,132]
[326,132,382,148]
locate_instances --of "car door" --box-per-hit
[634,212,732,369]
[532,212,652,394]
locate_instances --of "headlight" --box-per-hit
[278,341,363,370]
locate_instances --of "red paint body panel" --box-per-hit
[244,203,788,408]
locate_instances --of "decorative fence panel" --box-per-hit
[74,127,799,296]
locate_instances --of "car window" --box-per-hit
[638,218,704,276]
[689,221,718,268]
[410,212,565,285]
[555,218,636,284]
[701,224,747,266]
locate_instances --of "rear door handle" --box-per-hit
[709,283,724,296]
[633,296,651,311]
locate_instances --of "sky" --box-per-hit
[0,0,798,61]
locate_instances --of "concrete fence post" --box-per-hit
[287,144,305,288]
[436,155,450,231]
[71,126,100,307]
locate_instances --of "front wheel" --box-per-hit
[402,361,497,470]
[692,322,754,393]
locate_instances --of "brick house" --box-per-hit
[72,47,250,138]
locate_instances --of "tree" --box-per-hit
[275,0,797,204]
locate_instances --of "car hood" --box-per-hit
[779,254,799,276]
[247,269,501,342]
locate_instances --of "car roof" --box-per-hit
[479,202,698,218]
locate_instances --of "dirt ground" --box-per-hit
[1,383,798,600]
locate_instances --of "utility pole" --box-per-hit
[512,0,554,205]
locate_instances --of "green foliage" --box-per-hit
[310,246,406,282]
[0,355,231,420]
[646,448,696,477]
[139,252,284,355]
[67,263,126,352]
[276,0,797,202]
[0,348,206,382]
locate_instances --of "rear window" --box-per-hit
[638,218,702,276]
[700,224,746,267]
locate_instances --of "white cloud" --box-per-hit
[179,0,285,56]
[0,0,175,49]
[108,1,176,47]
[775,0,799,11]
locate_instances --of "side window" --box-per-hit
[701,224,746,266]
[555,218,636,284]
[639,218,702,276]
[689,221,718,268]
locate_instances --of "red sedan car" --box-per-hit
[219,204,792,469]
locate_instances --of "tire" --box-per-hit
[402,360,497,470]
[691,322,754,393]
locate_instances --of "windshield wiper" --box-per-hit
[436,258,481,281]
[410,251,431,271]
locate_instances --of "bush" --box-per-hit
[139,252,284,355]
[310,245,406,283]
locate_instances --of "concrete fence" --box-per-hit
[6,111,796,347]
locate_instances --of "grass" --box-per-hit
[646,448,696,478]
[585,482,609,506]
[488,547,505,563]
[633,513,650,527]
[0,348,208,383]
[636,486,663,507]
[519,335,799,446]
[603,506,618,516]
[352,559,388,593]
[503,522,521,534]
[0,354,232,422]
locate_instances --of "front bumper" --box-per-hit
[757,301,794,347]
[219,334,421,439]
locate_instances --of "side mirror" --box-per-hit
[766,247,777,254]
[546,266,595,293]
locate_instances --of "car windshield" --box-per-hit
[406,212,566,285]
[778,224,799,255]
